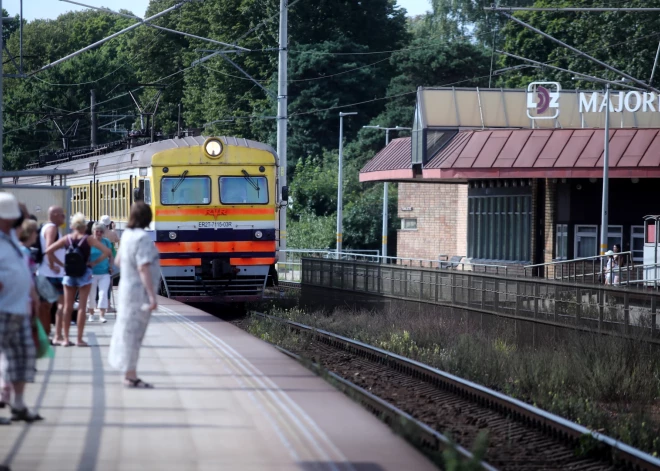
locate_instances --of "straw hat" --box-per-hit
[0,193,21,220]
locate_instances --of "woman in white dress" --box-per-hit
[108,202,160,388]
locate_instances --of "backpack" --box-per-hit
[64,235,88,277]
[33,223,59,265]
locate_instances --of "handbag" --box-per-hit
[35,275,60,303]
[34,318,54,359]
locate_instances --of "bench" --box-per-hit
[439,255,464,269]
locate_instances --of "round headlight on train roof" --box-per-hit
[254,230,263,239]
[204,138,223,158]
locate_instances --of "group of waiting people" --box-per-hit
[38,208,116,346]
[0,193,162,426]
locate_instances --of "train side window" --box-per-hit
[144,179,151,205]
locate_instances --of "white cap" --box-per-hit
[605,250,615,256]
[100,215,111,226]
[0,193,21,220]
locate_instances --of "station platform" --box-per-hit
[1,297,436,471]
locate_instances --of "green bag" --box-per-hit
[35,318,54,359]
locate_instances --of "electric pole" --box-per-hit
[1,0,4,173]
[277,0,288,259]
[90,89,98,146]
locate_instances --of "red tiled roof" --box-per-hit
[359,137,413,182]
[423,128,660,179]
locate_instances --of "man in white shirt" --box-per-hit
[0,193,43,423]
[37,206,66,341]
[100,215,120,244]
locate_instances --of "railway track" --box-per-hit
[252,312,660,471]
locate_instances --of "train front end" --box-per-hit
[144,137,278,304]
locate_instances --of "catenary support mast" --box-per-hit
[277,0,288,260]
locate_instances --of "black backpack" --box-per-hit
[64,235,88,277]
[33,223,59,265]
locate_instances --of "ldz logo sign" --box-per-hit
[526,82,561,120]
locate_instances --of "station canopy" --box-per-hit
[359,87,660,183]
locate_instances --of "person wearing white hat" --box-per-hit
[100,215,119,244]
[99,215,119,312]
[604,249,620,285]
[0,193,43,423]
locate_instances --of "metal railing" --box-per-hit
[524,252,640,285]
[277,250,512,282]
[302,258,660,339]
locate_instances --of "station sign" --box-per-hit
[526,82,561,120]
[579,91,660,114]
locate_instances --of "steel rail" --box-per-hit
[257,312,660,471]
[269,335,496,470]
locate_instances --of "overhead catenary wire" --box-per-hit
[10,0,660,140]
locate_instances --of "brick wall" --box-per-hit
[544,179,557,277]
[397,182,468,262]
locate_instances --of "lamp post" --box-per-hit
[573,78,611,269]
[363,125,411,262]
[600,84,611,265]
[337,112,357,258]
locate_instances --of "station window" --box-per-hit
[555,224,568,260]
[401,218,417,230]
[608,225,623,252]
[574,225,598,258]
[161,176,211,205]
[219,176,268,204]
[631,226,644,262]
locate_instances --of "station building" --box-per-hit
[359,87,660,269]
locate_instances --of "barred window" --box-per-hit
[468,194,532,262]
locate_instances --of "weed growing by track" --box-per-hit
[245,305,660,457]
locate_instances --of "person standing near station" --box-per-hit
[0,193,42,423]
[605,248,620,286]
[87,222,114,324]
[108,202,160,388]
[44,213,112,347]
[100,215,120,245]
[37,206,66,341]
[100,215,119,311]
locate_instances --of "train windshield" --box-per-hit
[220,176,268,204]
[161,176,211,205]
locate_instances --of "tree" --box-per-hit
[430,0,535,45]
[3,9,140,169]
[498,0,660,90]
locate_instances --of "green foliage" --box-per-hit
[1,0,489,250]
[499,0,660,90]
[258,304,660,456]
[288,210,335,249]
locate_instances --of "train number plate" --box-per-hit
[199,221,233,229]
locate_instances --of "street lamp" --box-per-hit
[601,84,611,262]
[573,78,611,267]
[337,111,357,258]
[363,125,411,261]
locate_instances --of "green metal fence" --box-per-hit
[302,258,660,339]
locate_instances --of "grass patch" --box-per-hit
[246,304,660,457]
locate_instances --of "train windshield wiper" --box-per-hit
[241,169,260,198]
[171,170,189,193]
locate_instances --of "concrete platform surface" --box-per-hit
[1,296,437,471]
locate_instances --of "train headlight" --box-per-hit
[204,138,223,158]
[169,231,177,240]
[254,230,263,239]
